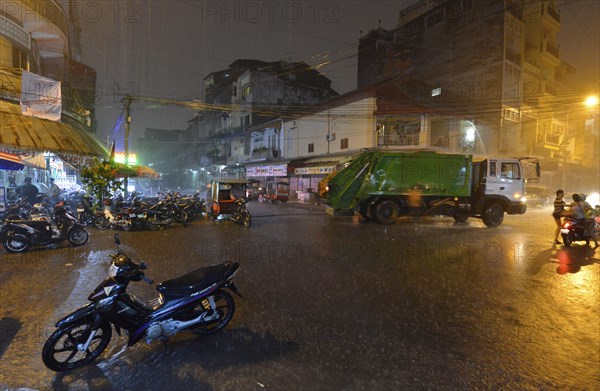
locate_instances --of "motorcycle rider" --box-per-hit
[567,193,585,220]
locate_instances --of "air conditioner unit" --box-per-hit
[326,133,336,142]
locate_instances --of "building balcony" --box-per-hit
[505,49,521,65]
[542,4,561,31]
[539,40,561,68]
[7,0,68,58]
[250,148,280,160]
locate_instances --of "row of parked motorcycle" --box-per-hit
[0,190,252,253]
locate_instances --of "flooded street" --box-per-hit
[1,203,598,390]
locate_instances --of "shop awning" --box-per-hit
[0,101,108,157]
[293,154,353,175]
[0,152,25,170]
[0,151,47,170]
[134,165,160,179]
[114,164,160,179]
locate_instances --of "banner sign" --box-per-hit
[246,164,288,177]
[295,166,335,175]
[0,187,6,212]
[20,70,62,121]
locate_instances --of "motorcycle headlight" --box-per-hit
[108,263,119,278]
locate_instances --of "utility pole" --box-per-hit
[123,94,133,198]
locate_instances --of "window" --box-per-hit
[500,163,520,180]
[12,47,28,70]
[340,138,348,149]
[462,0,474,12]
[308,143,314,153]
[426,11,443,28]
[489,161,497,177]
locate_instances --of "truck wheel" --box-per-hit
[358,202,371,219]
[482,202,504,227]
[374,200,399,225]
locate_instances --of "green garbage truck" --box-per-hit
[326,150,538,227]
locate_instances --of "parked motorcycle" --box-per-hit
[211,197,251,227]
[93,198,140,231]
[76,195,95,227]
[0,198,30,221]
[144,199,188,230]
[560,217,599,247]
[42,234,241,372]
[176,193,205,222]
[1,203,89,253]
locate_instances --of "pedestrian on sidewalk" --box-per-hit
[48,178,62,204]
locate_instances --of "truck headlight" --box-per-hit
[521,196,527,203]
[514,192,522,199]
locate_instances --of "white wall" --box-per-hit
[283,97,377,159]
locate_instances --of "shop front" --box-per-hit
[245,162,290,199]
[290,155,353,202]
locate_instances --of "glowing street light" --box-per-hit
[584,95,598,107]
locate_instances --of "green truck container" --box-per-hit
[326,150,535,227]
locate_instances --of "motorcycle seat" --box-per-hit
[6,220,50,228]
[156,263,232,297]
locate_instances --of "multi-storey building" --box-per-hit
[187,59,338,181]
[357,0,598,191]
[0,0,105,191]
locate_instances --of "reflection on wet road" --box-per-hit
[0,204,598,390]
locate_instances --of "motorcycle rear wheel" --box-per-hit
[179,210,188,227]
[146,219,161,231]
[562,232,574,247]
[68,228,89,246]
[190,290,235,335]
[122,219,133,231]
[242,211,251,227]
[93,216,110,230]
[2,233,30,253]
[42,319,112,372]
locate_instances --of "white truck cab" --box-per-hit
[485,159,525,203]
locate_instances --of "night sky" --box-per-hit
[76,0,599,153]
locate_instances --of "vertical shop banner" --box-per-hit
[20,71,62,121]
[0,187,6,212]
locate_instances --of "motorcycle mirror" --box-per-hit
[139,261,147,270]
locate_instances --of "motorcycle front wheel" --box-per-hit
[2,233,30,253]
[190,290,235,335]
[42,319,112,372]
[68,228,89,246]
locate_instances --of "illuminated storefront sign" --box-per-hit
[246,164,287,177]
[295,166,335,175]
